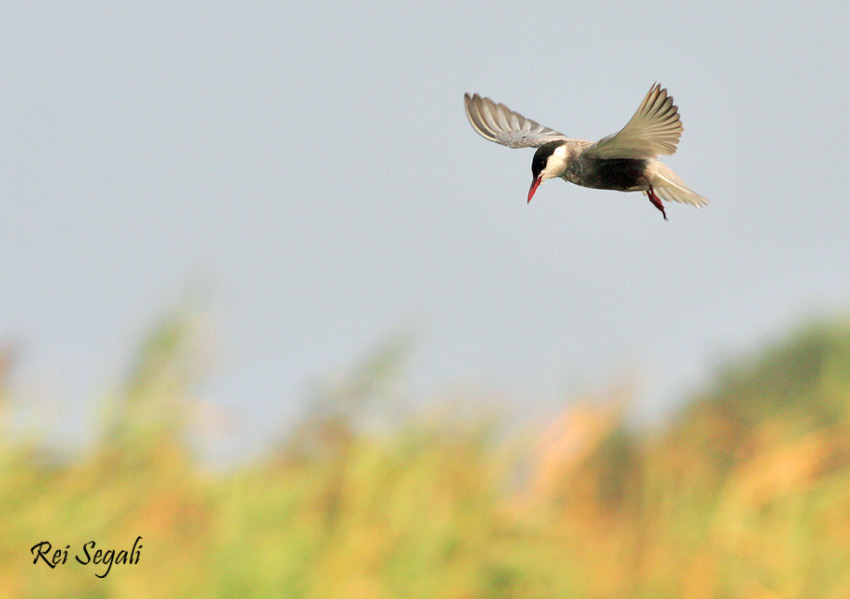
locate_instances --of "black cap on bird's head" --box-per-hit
[528,140,565,203]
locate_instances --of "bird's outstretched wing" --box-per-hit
[586,84,683,160]
[464,93,570,148]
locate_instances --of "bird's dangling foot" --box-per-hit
[647,186,667,220]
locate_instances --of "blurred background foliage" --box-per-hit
[2,313,850,598]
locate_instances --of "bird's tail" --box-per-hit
[645,161,708,207]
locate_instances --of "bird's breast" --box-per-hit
[569,158,649,192]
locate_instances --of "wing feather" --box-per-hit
[587,83,684,160]
[464,93,570,149]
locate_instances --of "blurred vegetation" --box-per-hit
[3,314,850,598]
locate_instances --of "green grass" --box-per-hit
[3,315,850,598]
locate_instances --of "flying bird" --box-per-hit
[463,84,707,219]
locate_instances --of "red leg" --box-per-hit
[647,185,667,220]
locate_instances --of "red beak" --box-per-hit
[528,177,542,204]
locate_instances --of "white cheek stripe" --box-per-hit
[543,145,568,179]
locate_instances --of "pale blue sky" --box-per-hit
[3,2,850,457]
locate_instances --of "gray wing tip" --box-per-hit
[464,92,501,143]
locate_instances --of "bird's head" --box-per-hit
[528,141,568,203]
